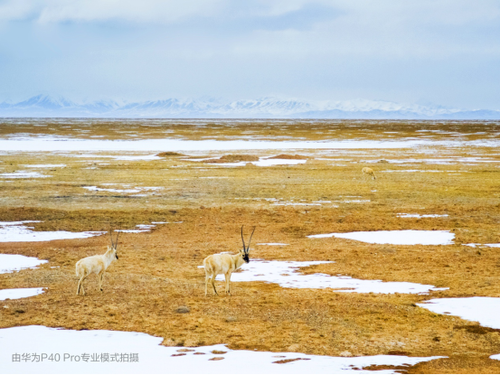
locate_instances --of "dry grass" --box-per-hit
[1,119,500,373]
[267,154,309,159]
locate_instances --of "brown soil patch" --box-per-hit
[273,358,311,364]
[204,154,259,163]
[267,154,308,159]
[157,152,185,157]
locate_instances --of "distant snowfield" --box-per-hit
[0,326,444,374]
[0,221,104,243]
[1,134,500,153]
[307,230,455,245]
[215,260,447,294]
[0,137,434,152]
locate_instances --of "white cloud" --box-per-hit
[0,0,225,24]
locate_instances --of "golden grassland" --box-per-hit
[1,119,500,373]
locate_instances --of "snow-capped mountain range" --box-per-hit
[1,95,499,119]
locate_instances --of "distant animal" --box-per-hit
[362,167,376,180]
[76,230,119,296]
[203,226,256,296]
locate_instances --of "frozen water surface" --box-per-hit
[308,230,455,245]
[0,254,48,274]
[0,288,45,301]
[216,260,446,294]
[0,221,104,243]
[0,326,444,374]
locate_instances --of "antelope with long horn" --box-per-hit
[203,225,256,296]
[76,229,120,296]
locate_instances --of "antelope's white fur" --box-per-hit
[203,250,246,296]
[76,231,119,296]
[203,226,255,296]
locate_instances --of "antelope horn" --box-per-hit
[241,225,246,250]
[114,230,120,249]
[109,228,115,248]
[246,226,256,251]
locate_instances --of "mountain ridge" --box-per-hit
[1,95,499,119]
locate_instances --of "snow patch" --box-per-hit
[0,254,48,273]
[307,230,454,245]
[0,288,45,301]
[219,260,447,294]
[0,326,444,374]
[0,221,104,243]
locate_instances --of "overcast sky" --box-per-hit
[1,0,500,109]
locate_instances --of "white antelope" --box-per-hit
[203,226,256,296]
[76,230,119,296]
[362,167,376,180]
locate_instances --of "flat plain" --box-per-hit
[1,118,500,373]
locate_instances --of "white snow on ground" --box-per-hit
[397,214,449,218]
[0,171,49,179]
[307,230,455,245]
[417,297,500,329]
[110,154,161,161]
[0,221,104,243]
[0,254,48,273]
[0,325,444,374]
[0,254,48,300]
[368,157,499,164]
[83,186,162,194]
[255,158,307,167]
[83,186,142,194]
[215,260,447,294]
[188,157,307,167]
[417,297,500,361]
[0,288,45,301]
[463,243,500,248]
[23,164,66,168]
[118,224,157,233]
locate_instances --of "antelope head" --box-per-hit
[240,225,256,263]
[109,229,120,260]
